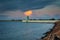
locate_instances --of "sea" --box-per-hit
[0,22,54,40]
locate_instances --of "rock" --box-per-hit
[41,21,60,40]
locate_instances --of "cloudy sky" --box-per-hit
[0,0,60,20]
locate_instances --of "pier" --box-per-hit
[22,20,60,23]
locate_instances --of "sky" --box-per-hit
[0,0,60,20]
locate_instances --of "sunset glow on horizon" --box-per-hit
[24,10,32,16]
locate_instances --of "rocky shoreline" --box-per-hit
[40,21,60,40]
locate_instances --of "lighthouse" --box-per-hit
[24,10,32,22]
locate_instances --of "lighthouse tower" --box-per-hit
[24,10,32,22]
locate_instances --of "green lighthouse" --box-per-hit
[24,10,32,22]
[26,16,29,22]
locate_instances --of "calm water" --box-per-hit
[0,22,54,40]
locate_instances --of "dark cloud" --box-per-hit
[0,15,8,17]
[0,0,56,12]
[0,0,60,20]
[0,15,9,20]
